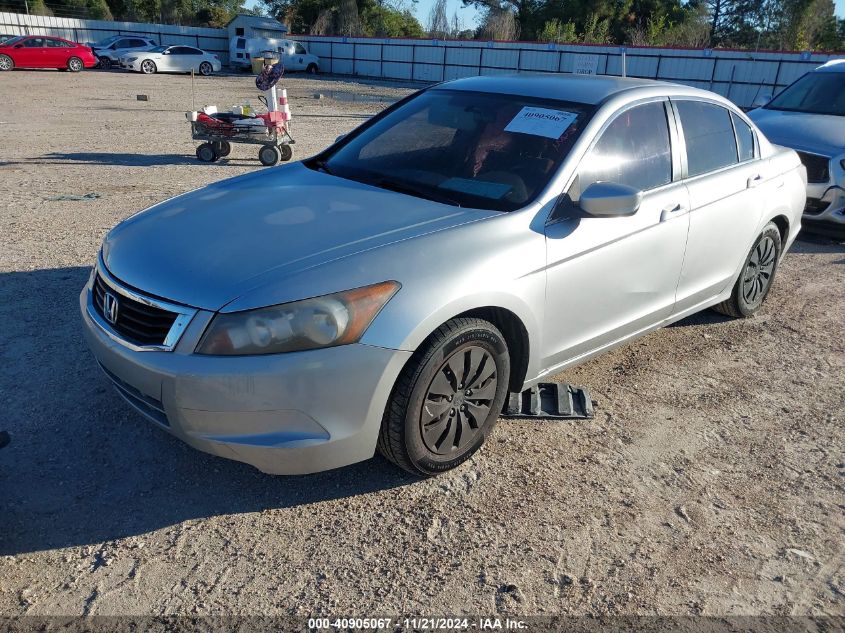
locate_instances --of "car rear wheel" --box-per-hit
[140,59,156,74]
[98,56,111,70]
[0,54,13,71]
[199,61,213,76]
[377,317,511,476]
[713,222,781,318]
[67,57,83,72]
[306,63,318,75]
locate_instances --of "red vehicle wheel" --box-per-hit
[0,54,13,71]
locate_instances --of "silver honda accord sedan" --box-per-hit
[81,74,806,476]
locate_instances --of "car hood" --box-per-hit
[748,107,845,156]
[102,163,493,310]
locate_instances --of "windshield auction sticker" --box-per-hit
[504,107,578,139]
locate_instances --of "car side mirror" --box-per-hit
[579,181,643,217]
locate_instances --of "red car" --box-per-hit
[0,35,96,72]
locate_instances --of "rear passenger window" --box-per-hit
[577,100,672,195]
[676,101,738,177]
[732,112,755,162]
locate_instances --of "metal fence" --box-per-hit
[293,35,845,108]
[3,10,843,107]
[0,12,230,63]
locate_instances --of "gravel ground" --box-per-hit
[0,70,843,620]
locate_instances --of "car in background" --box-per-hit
[120,45,221,75]
[230,36,319,73]
[80,75,805,477]
[92,35,157,69]
[0,35,96,72]
[749,60,845,239]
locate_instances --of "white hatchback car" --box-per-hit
[121,45,222,76]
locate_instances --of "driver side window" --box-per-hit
[571,100,672,202]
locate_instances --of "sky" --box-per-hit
[244,0,842,32]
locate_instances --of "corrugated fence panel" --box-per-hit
[518,49,558,71]
[383,44,413,62]
[445,46,480,68]
[482,48,518,70]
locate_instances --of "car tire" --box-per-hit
[279,144,293,162]
[98,56,111,70]
[196,143,218,162]
[140,59,156,74]
[258,144,281,166]
[213,141,231,157]
[0,54,14,71]
[713,222,782,318]
[306,63,318,75]
[67,57,83,72]
[199,61,213,76]
[377,317,511,476]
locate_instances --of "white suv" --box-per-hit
[93,36,157,70]
[749,60,845,239]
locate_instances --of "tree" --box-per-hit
[427,0,448,36]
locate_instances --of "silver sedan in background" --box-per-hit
[120,45,221,75]
[80,75,806,477]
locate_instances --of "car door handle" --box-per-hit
[747,174,764,188]
[660,203,686,222]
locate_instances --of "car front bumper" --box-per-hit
[79,278,411,475]
[119,59,141,71]
[804,181,845,230]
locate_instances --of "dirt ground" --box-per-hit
[0,69,843,621]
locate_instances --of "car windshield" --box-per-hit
[312,89,595,212]
[765,71,845,116]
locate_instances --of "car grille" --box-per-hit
[804,197,831,216]
[796,152,830,184]
[98,362,169,427]
[92,273,178,346]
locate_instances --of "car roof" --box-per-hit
[440,73,721,106]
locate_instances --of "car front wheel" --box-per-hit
[67,57,83,72]
[306,63,318,74]
[378,317,511,476]
[0,54,13,71]
[140,59,156,74]
[713,222,782,318]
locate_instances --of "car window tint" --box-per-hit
[578,101,672,195]
[24,38,45,47]
[295,43,306,54]
[732,112,755,162]
[676,101,738,177]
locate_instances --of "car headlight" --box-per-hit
[195,281,400,355]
